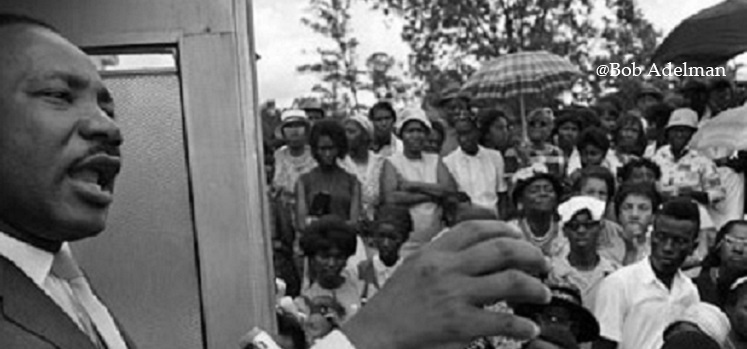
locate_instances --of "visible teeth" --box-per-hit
[72,170,100,186]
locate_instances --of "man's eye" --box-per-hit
[40,90,74,103]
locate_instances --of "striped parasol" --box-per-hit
[461,51,581,140]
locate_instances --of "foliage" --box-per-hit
[364,0,661,104]
[297,0,366,112]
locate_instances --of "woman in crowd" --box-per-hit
[508,163,565,257]
[610,114,647,167]
[618,157,661,185]
[296,119,361,231]
[381,107,456,254]
[273,109,318,257]
[570,166,627,265]
[567,126,613,184]
[504,107,566,179]
[274,110,317,198]
[477,108,512,154]
[593,96,622,138]
[724,277,747,349]
[695,220,747,306]
[339,114,384,221]
[297,217,362,323]
[425,119,446,155]
[554,111,582,166]
[368,101,401,156]
[650,108,724,210]
[550,196,620,311]
[613,182,661,266]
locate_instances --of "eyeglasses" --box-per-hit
[724,235,747,250]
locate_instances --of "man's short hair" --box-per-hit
[656,198,700,239]
[0,13,57,32]
[576,126,610,152]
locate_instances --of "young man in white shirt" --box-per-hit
[593,199,701,349]
[444,117,509,219]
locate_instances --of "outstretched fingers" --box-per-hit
[457,237,550,276]
[429,220,523,252]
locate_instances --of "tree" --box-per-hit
[298,0,366,113]
[365,0,660,103]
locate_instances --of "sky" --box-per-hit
[252,0,725,108]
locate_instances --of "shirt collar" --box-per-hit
[458,145,485,158]
[661,145,696,160]
[0,230,56,286]
[640,257,686,286]
[373,253,399,272]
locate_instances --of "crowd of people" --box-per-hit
[266,76,747,349]
[6,9,747,349]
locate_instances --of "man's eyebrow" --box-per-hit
[33,71,90,90]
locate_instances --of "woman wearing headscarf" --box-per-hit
[339,113,385,221]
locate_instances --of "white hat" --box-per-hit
[674,302,730,346]
[299,98,323,110]
[666,108,698,130]
[275,109,309,139]
[346,113,375,139]
[558,196,606,225]
[395,107,432,136]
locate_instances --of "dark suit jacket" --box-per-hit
[0,255,137,349]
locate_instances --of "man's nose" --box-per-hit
[662,238,676,252]
[78,106,123,147]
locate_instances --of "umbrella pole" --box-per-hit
[520,95,528,144]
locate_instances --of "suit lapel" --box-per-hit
[0,256,97,349]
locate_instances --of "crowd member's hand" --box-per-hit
[341,220,552,349]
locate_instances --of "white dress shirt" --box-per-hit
[593,258,699,349]
[0,231,127,349]
[443,146,507,214]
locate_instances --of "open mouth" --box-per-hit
[68,153,122,205]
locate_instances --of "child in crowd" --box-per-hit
[356,206,413,302]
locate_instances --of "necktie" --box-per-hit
[52,245,127,349]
